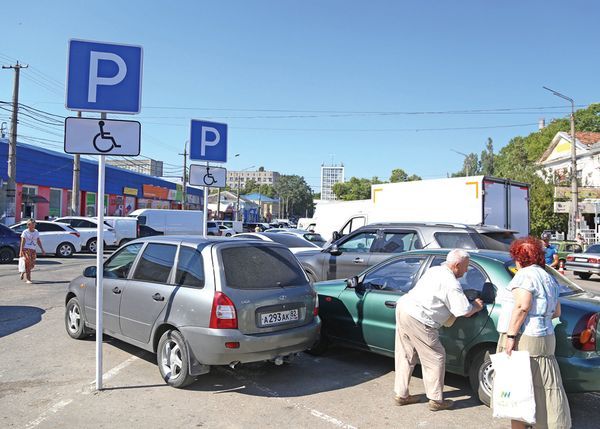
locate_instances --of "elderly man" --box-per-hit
[394,249,484,411]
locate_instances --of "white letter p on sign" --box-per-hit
[200,126,220,156]
[88,51,127,103]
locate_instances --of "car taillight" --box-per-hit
[313,292,319,316]
[588,258,599,264]
[209,292,237,329]
[566,256,574,262]
[572,313,598,351]
[70,232,80,238]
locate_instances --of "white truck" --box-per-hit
[311,176,530,241]
[128,209,205,235]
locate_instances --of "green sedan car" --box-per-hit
[550,240,584,265]
[311,249,600,406]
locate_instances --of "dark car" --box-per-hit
[0,223,21,263]
[138,224,163,238]
[296,222,518,283]
[311,249,600,406]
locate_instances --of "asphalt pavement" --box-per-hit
[0,255,599,428]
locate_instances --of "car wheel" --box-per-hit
[56,242,75,257]
[0,247,15,264]
[306,272,317,284]
[157,330,196,388]
[65,297,89,339]
[225,233,232,237]
[468,347,495,407]
[87,238,97,253]
[576,272,592,280]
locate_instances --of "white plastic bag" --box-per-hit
[491,351,536,424]
[18,256,26,273]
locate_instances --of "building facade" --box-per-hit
[0,139,202,223]
[320,164,344,200]
[227,169,280,190]
[107,158,164,177]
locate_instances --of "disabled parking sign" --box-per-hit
[64,117,141,156]
[66,39,143,114]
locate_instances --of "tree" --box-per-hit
[480,138,494,176]
[332,177,381,200]
[273,175,314,218]
[389,168,422,183]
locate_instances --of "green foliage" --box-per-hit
[273,175,314,217]
[333,177,380,200]
[390,168,421,183]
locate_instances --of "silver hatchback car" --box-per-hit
[64,236,320,388]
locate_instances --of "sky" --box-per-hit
[1,1,598,193]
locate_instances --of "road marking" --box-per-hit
[24,399,73,429]
[83,354,140,394]
[219,367,357,428]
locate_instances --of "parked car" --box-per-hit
[101,216,140,247]
[0,223,21,263]
[206,221,220,236]
[233,232,321,254]
[296,222,518,283]
[64,236,320,388]
[311,248,600,406]
[550,240,584,266]
[218,225,235,237]
[53,216,118,252]
[10,220,82,257]
[266,228,327,247]
[565,243,600,280]
[213,220,243,233]
[138,224,163,238]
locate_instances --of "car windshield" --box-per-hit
[504,261,584,296]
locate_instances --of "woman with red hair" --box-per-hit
[495,236,571,429]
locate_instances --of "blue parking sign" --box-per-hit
[190,120,228,163]
[66,39,143,114]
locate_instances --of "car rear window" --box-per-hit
[434,232,479,249]
[221,245,308,289]
[268,233,317,248]
[477,232,514,251]
[586,244,600,253]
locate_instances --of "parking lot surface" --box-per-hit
[1,255,599,428]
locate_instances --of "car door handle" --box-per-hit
[112,287,121,294]
[353,257,364,263]
[385,301,397,308]
[152,293,165,302]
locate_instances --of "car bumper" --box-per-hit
[557,355,600,392]
[181,318,321,366]
[564,262,600,273]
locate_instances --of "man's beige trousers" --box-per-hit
[394,306,445,401]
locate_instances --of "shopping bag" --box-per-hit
[491,351,536,424]
[18,257,26,273]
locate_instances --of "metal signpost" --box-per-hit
[66,39,143,391]
[189,120,228,237]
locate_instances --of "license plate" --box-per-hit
[575,258,588,262]
[260,309,299,326]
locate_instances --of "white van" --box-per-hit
[128,209,204,235]
[102,216,139,247]
[213,220,243,233]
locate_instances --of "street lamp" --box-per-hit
[543,86,578,240]
[451,149,470,176]
[235,163,255,221]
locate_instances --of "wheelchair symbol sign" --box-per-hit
[189,165,226,189]
[64,117,141,156]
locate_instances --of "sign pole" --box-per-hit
[96,112,107,391]
[203,161,209,239]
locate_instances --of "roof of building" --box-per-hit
[538,131,600,164]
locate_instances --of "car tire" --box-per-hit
[468,347,495,407]
[576,272,592,280]
[65,297,90,339]
[56,242,75,257]
[225,233,232,237]
[87,238,97,253]
[0,247,15,264]
[306,272,318,284]
[157,330,196,388]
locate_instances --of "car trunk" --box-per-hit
[217,243,316,335]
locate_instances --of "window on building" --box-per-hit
[49,189,62,218]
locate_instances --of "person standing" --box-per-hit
[19,219,45,284]
[541,232,559,269]
[394,249,484,411]
[575,233,587,249]
[495,236,571,429]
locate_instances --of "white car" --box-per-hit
[218,225,235,237]
[233,232,321,254]
[53,216,118,252]
[10,220,82,257]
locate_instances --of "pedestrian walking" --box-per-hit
[394,249,484,411]
[495,236,571,429]
[19,219,45,284]
[541,232,559,268]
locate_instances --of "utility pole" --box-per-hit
[2,61,28,224]
[179,142,187,210]
[71,111,82,215]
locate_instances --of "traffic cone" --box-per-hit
[558,260,565,275]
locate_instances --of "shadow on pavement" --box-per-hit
[0,305,46,337]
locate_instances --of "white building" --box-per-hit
[107,158,164,177]
[320,164,344,200]
[227,169,280,190]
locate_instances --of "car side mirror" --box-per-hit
[331,231,341,242]
[83,266,97,278]
[480,282,496,304]
[329,244,342,256]
[346,276,359,288]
